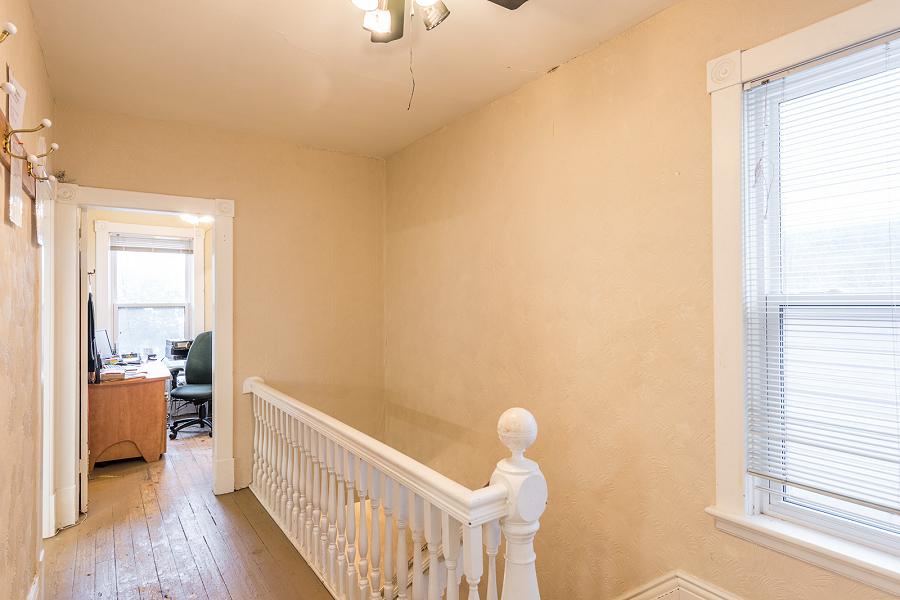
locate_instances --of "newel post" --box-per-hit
[490,408,547,600]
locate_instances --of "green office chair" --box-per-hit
[169,331,213,439]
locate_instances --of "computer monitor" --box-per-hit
[96,329,114,360]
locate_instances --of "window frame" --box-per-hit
[707,1,900,594]
[94,220,206,352]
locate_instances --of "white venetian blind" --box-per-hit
[743,36,900,525]
[109,232,193,254]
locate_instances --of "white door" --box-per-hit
[78,208,89,512]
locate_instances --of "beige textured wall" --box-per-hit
[83,208,212,330]
[383,1,892,599]
[0,0,54,596]
[54,105,385,488]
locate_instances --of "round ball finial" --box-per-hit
[50,142,59,150]
[3,22,18,36]
[497,407,537,459]
[27,154,38,164]
[40,118,52,128]
[1,82,15,95]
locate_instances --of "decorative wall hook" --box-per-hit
[1,81,15,95]
[32,142,58,159]
[0,22,17,45]
[27,155,56,183]
[4,117,52,159]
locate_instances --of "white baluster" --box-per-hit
[311,429,322,569]
[396,483,408,600]
[285,415,296,531]
[265,403,275,506]
[345,451,358,600]
[443,515,461,600]
[276,411,284,521]
[410,493,425,600]
[357,462,370,599]
[336,446,347,599]
[305,424,315,556]
[269,406,279,508]
[328,439,338,587]
[260,402,270,504]
[424,503,442,600]
[252,395,260,494]
[490,409,546,600]
[369,467,382,599]
[319,433,329,572]
[297,422,307,549]
[463,525,483,600]
[383,477,394,600]
[484,521,500,600]
[291,419,302,541]
[281,412,291,523]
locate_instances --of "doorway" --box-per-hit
[44,185,235,533]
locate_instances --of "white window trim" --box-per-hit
[707,1,900,594]
[95,220,206,348]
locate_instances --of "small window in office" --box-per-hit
[110,234,193,356]
[743,37,900,549]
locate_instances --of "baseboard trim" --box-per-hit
[27,548,44,600]
[213,457,236,495]
[613,571,742,600]
[55,484,78,530]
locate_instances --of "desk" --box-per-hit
[88,360,171,470]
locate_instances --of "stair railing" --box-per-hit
[243,377,547,600]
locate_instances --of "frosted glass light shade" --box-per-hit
[363,9,391,33]
[421,1,450,30]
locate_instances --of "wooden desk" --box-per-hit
[88,361,171,471]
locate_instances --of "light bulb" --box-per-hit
[352,0,378,10]
[362,9,391,33]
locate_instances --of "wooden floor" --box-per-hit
[44,431,332,600]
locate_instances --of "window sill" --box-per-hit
[706,506,900,595]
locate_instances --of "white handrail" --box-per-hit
[244,376,547,600]
[243,376,508,526]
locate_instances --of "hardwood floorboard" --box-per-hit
[44,430,331,600]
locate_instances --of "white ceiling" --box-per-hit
[29,0,677,157]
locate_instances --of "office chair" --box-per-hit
[169,331,213,439]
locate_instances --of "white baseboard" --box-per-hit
[213,457,235,495]
[55,484,78,530]
[27,549,44,600]
[613,571,742,600]
[42,492,56,539]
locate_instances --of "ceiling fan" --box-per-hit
[351,0,530,44]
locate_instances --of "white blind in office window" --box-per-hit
[109,232,193,254]
[743,37,900,524]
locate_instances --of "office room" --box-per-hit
[85,206,215,464]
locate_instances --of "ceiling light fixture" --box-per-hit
[419,1,450,31]
[362,0,392,34]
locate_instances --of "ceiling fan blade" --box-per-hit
[486,0,529,9]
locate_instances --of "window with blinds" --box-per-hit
[109,233,195,355]
[743,36,900,543]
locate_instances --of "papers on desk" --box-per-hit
[99,366,146,382]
